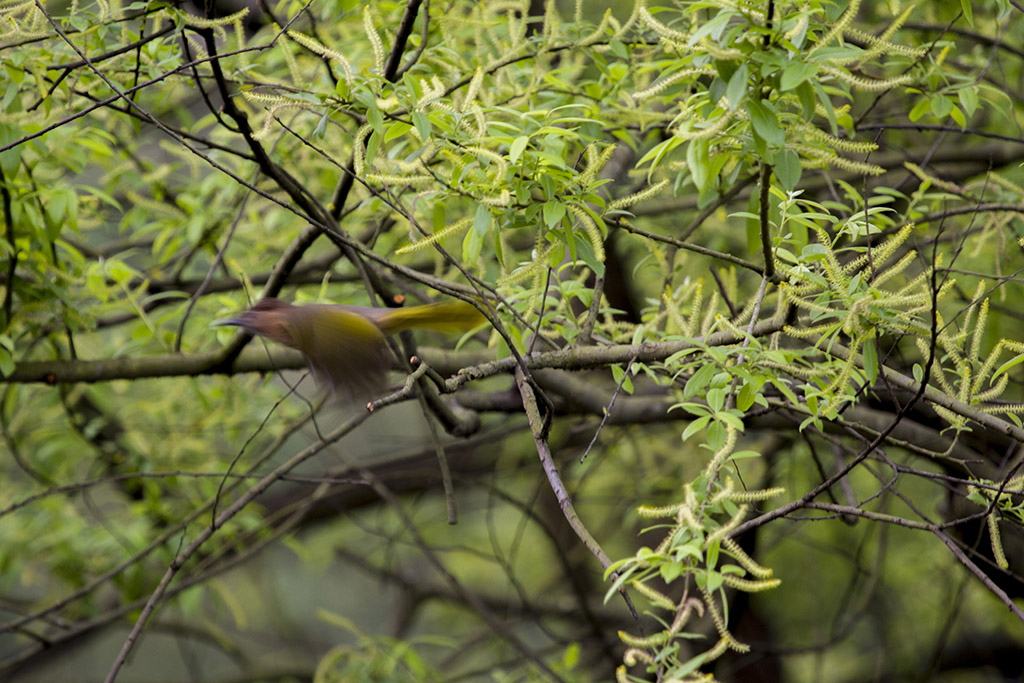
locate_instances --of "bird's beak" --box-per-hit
[211,317,246,328]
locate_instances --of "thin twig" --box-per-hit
[579,355,636,463]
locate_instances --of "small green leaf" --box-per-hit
[660,561,683,582]
[384,121,412,142]
[687,10,733,46]
[706,541,720,570]
[707,387,725,412]
[775,150,802,190]
[314,111,328,139]
[950,105,966,130]
[930,95,953,119]
[684,363,716,400]
[0,125,24,176]
[961,0,973,25]
[609,38,628,59]
[0,346,14,377]
[364,130,380,165]
[509,135,529,164]
[687,138,711,191]
[673,653,709,679]
[4,64,23,85]
[365,99,383,135]
[908,98,930,123]
[562,642,581,669]
[991,354,1024,383]
[682,415,710,441]
[412,111,431,141]
[796,82,816,120]
[958,86,978,117]
[726,64,748,110]
[813,81,838,135]
[636,135,683,173]
[45,190,68,239]
[462,227,483,264]
[780,60,817,91]
[737,383,756,411]
[728,450,761,460]
[542,201,565,228]
[106,259,137,285]
[746,98,784,146]
[472,204,492,236]
[862,333,878,384]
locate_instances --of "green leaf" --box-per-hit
[412,111,431,141]
[707,387,725,412]
[562,642,581,669]
[0,345,13,377]
[862,333,878,384]
[0,124,23,176]
[687,138,711,191]
[611,363,634,395]
[813,81,838,135]
[493,229,505,268]
[958,86,978,117]
[636,135,683,173]
[992,354,1024,383]
[706,541,720,570]
[45,190,68,239]
[106,259,137,285]
[717,411,746,432]
[729,450,761,460]
[365,98,383,135]
[961,0,973,25]
[737,383,756,411]
[908,98,930,123]
[314,111,328,139]
[472,203,492,236]
[780,60,817,91]
[796,81,816,120]
[746,98,784,147]
[364,130,380,166]
[509,135,529,164]
[542,201,565,228]
[930,95,953,119]
[603,566,639,604]
[462,227,483,264]
[682,415,711,441]
[609,38,628,59]
[949,105,966,130]
[684,363,716,400]
[687,10,733,46]
[726,63,748,110]
[672,653,709,679]
[384,121,412,142]
[660,561,683,582]
[775,150,801,190]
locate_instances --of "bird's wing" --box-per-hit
[285,305,392,402]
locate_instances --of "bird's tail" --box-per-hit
[375,300,485,335]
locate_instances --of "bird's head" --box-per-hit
[213,298,297,347]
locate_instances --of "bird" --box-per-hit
[216,297,484,400]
